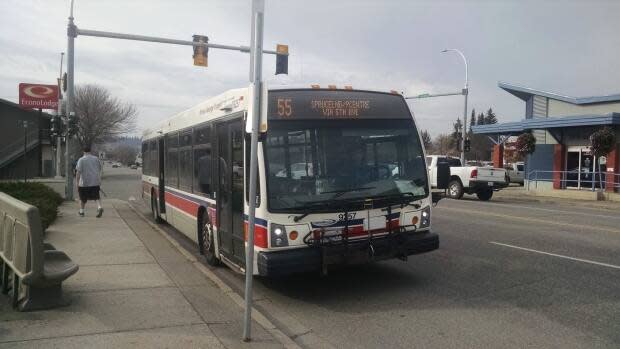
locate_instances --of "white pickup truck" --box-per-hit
[427,155,508,201]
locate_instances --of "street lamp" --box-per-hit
[441,48,468,164]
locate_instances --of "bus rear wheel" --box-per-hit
[199,214,220,266]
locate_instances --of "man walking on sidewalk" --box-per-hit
[75,145,104,217]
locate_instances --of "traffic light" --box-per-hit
[192,35,209,67]
[275,44,288,75]
[66,112,77,136]
[464,138,471,153]
[50,115,62,136]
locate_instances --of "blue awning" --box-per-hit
[472,113,620,135]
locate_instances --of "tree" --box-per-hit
[74,84,137,149]
[420,129,432,151]
[590,127,616,190]
[432,133,454,155]
[450,117,463,150]
[469,108,476,132]
[484,108,497,124]
[477,112,485,126]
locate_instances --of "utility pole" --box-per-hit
[243,0,264,341]
[56,52,64,179]
[65,0,76,200]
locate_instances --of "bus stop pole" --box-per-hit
[243,0,264,342]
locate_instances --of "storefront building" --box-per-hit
[472,82,620,193]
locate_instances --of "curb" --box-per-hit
[126,203,303,349]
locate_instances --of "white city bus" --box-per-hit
[142,85,439,276]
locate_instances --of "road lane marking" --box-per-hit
[454,201,620,220]
[490,241,620,270]
[439,206,620,234]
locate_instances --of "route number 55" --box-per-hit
[277,98,292,117]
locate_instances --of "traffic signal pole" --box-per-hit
[65,2,76,200]
[65,0,281,341]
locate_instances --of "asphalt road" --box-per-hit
[105,168,620,348]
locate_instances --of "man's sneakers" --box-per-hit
[96,207,104,218]
[79,211,85,217]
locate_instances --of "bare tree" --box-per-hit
[74,84,137,148]
[420,129,432,151]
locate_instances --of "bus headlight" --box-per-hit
[270,223,289,247]
[420,206,431,229]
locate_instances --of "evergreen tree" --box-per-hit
[469,108,476,132]
[477,112,485,126]
[484,108,498,124]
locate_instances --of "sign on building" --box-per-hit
[18,83,59,109]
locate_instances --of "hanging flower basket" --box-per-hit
[515,133,536,157]
[590,127,616,158]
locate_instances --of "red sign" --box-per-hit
[18,83,59,109]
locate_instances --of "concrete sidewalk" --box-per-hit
[0,199,285,348]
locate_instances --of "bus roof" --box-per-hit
[142,85,406,140]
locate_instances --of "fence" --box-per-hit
[526,170,620,192]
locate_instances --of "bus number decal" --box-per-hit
[338,212,356,221]
[277,98,292,117]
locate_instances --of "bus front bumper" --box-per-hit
[257,231,439,277]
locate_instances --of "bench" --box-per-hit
[0,192,79,311]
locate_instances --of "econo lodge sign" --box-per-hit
[18,83,59,109]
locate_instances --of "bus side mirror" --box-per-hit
[436,162,450,190]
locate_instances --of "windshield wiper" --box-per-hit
[321,186,375,199]
[291,199,341,222]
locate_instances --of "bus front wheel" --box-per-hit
[199,214,220,266]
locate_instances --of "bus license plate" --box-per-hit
[488,182,494,186]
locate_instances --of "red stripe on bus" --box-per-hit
[165,191,200,217]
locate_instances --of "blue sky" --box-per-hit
[1,0,619,136]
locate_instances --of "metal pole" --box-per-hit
[56,52,64,179]
[65,1,76,200]
[76,28,279,55]
[243,0,264,342]
[442,49,468,164]
[23,120,28,183]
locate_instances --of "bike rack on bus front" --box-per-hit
[302,194,419,273]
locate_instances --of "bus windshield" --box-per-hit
[265,119,428,212]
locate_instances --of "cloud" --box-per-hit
[1,0,619,138]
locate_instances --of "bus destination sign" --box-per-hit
[267,89,410,120]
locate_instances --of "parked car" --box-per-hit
[504,162,524,185]
[427,155,508,201]
[112,163,119,168]
[130,164,138,169]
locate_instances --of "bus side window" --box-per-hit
[166,132,179,188]
[179,131,193,191]
[193,125,212,197]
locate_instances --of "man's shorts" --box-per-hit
[78,186,100,202]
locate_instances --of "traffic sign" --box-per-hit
[18,83,59,109]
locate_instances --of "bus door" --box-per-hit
[215,119,245,265]
[158,137,166,213]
